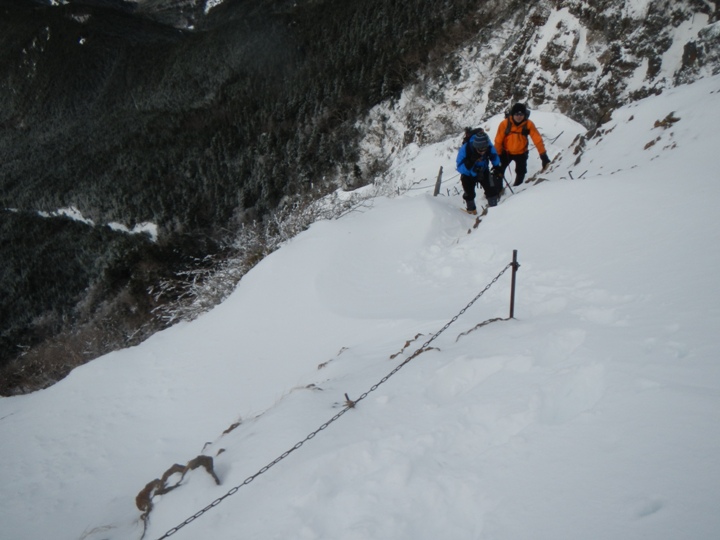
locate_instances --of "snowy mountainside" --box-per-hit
[140,72,720,540]
[1,70,719,540]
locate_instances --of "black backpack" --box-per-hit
[462,126,486,146]
[461,127,488,169]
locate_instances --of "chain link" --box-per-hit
[154,262,513,540]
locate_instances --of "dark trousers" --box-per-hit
[461,168,502,208]
[500,152,529,185]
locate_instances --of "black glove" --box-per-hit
[472,162,483,173]
[540,153,551,167]
[491,166,502,176]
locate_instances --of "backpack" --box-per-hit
[461,127,489,169]
[504,107,530,137]
[462,126,486,145]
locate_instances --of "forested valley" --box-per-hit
[0,0,486,394]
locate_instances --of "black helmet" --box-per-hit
[472,132,489,152]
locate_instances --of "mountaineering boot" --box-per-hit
[487,197,498,207]
[513,179,523,187]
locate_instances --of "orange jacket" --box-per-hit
[494,118,546,156]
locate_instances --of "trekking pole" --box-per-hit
[503,170,514,194]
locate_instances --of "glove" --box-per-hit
[540,153,551,168]
[472,161,483,173]
[491,166,502,176]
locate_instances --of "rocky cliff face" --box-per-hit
[358,0,720,166]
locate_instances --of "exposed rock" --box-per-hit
[357,0,720,176]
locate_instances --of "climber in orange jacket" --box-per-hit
[494,102,551,187]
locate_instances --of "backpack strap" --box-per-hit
[505,119,530,137]
[505,106,531,136]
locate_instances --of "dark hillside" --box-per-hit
[0,208,220,394]
[0,0,484,392]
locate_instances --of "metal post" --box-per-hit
[509,249,520,318]
[433,166,443,196]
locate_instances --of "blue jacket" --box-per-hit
[456,134,501,177]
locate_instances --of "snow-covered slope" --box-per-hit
[1,70,719,540]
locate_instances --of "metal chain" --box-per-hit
[154,262,513,540]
